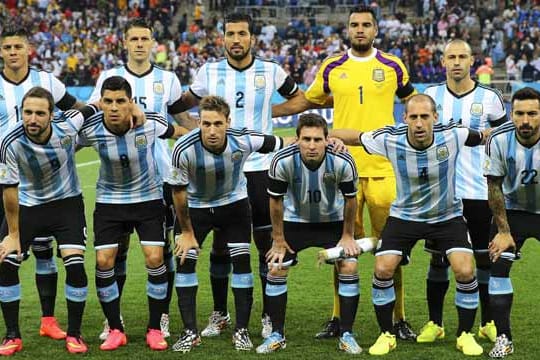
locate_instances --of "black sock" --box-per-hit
[209,252,231,314]
[491,293,513,340]
[259,256,268,317]
[36,273,57,317]
[1,301,20,338]
[0,260,21,338]
[426,263,449,326]
[147,264,168,330]
[478,282,490,325]
[95,267,123,331]
[455,277,479,335]
[266,274,287,335]
[176,257,198,331]
[164,253,175,315]
[372,275,395,333]
[338,273,359,335]
[64,255,88,337]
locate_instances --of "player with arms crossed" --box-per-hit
[257,113,361,354]
[421,39,507,344]
[272,5,416,340]
[484,87,540,358]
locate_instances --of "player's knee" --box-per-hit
[337,258,358,275]
[144,249,164,268]
[374,257,397,279]
[268,266,288,278]
[453,264,475,283]
[96,251,116,270]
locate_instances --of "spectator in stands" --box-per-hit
[476,57,494,86]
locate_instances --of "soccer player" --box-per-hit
[0,87,98,355]
[272,5,416,340]
[0,24,84,341]
[88,17,194,340]
[256,114,361,354]
[168,96,286,353]
[421,39,507,344]
[78,76,184,351]
[484,87,540,358]
[173,12,301,339]
[333,94,485,356]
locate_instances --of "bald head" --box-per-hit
[404,94,437,114]
[441,39,474,83]
[443,39,472,55]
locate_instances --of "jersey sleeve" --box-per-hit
[88,72,106,103]
[0,145,19,186]
[337,153,358,197]
[189,65,209,99]
[274,64,298,98]
[487,90,508,126]
[51,76,77,110]
[394,57,416,100]
[484,135,506,177]
[267,154,289,197]
[147,112,171,138]
[64,105,99,131]
[304,59,332,105]
[168,146,190,187]
[360,130,388,157]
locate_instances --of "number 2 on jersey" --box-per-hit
[236,91,244,108]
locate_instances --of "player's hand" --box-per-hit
[489,232,515,262]
[130,103,146,129]
[0,234,21,262]
[174,233,200,265]
[337,236,359,257]
[266,238,294,270]
[328,137,348,153]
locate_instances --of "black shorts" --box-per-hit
[425,200,492,255]
[489,210,540,258]
[246,171,271,231]
[187,198,252,248]
[20,195,86,253]
[94,200,165,250]
[379,216,472,265]
[281,221,343,266]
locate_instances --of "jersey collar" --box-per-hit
[125,63,154,78]
[347,47,377,62]
[1,68,30,85]
[226,56,255,72]
[445,80,478,99]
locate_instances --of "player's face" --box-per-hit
[124,27,154,63]
[298,126,327,166]
[441,42,473,82]
[199,110,230,151]
[224,22,253,62]
[0,36,30,72]
[348,12,377,53]
[22,97,52,140]
[512,99,540,144]
[404,100,437,149]
[100,90,133,126]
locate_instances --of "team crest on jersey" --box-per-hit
[470,103,483,116]
[323,172,336,184]
[60,136,72,149]
[135,135,147,149]
[372,69,385,82]
[231,150,243,162]
[0,167,6,180]
[254,74,266,90]
[339,73,348,79]
[436,145,449,161]
[153,81,164,94]
[170,169,181,182]
[483,158,490,171]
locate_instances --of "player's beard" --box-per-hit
[226,46,251,62]
[350,40,373,54]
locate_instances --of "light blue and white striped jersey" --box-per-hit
[169,128,282,208]
[77,111,173,204]
[190,57,298,172]
[0,106,97,206]
[424,82,507,200]
[361,123,482,223]
[268,144,358,223]
[0,68,76,132]
[484,121,540,214]
[89,65,183,180]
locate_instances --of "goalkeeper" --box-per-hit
[256,114,362,354]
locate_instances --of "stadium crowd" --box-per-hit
[0,0,527,87]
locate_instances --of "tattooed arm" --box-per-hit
[487,175,515,261]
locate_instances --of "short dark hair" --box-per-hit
[101,76,132,98]
[124,17,153,36]
[296,113,328,138]
[0,24,29,40]
[511,87,540,107]
[404,94,437,114]
[22,87,54,114]
[349,5,378,27]
[224,13,254,34]
[199,96,230,118]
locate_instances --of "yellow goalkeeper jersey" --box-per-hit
[306,48,415,177]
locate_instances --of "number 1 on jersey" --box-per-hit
[358,85,363,104]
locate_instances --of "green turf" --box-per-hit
[5,130,539,359]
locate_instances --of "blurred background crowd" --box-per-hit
[0,0,536,88]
